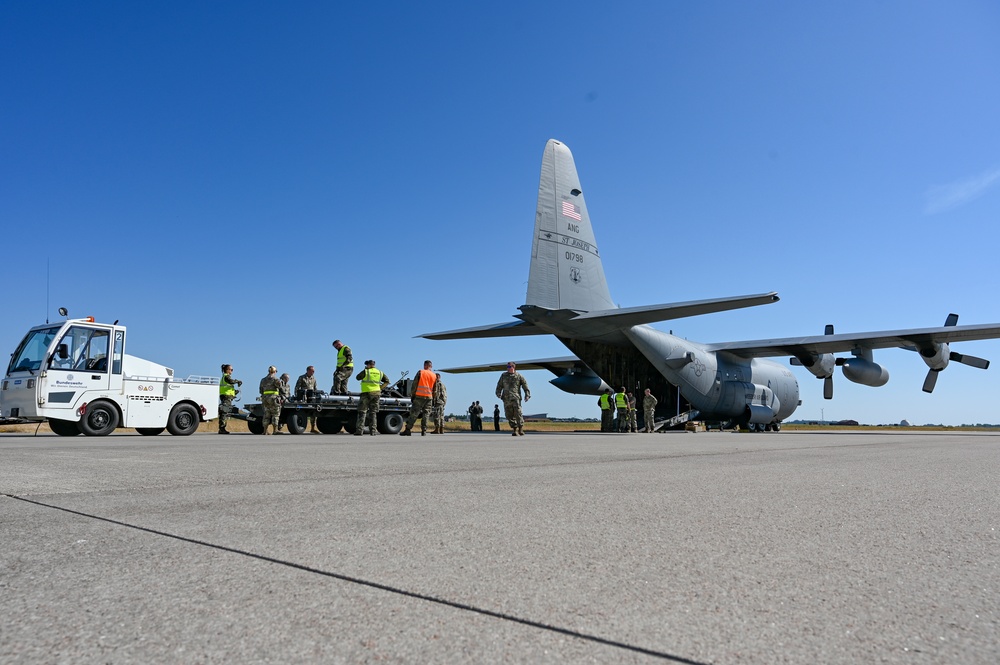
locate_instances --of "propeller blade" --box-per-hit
[950,352,989,370]
[944,313,959,327]
[922,369,939,393]
[824,376,834,399]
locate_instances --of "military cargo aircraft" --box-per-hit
[421,139,1000,430]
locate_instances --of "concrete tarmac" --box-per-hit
[1,429,997,664]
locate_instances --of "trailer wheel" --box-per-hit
[166,404,199,436]
[342,418,357,435]
[49,418,81,437]
[286,412,306,435]
[377,412,404,434]
[247,418,265,435]
[316,417,342,434]
[79,400,120,436]
[136,427,165,436]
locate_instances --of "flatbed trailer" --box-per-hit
[243,381,414,435]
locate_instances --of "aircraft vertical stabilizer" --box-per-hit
[526,140,616,313]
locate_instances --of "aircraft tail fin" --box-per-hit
[526,140,616,313]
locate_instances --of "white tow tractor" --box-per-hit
[1,312,218,436]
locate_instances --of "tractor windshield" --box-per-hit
[7,325,61,375]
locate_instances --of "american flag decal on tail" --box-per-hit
[561,200,582,221]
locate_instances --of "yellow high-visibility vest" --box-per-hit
[360,368,383,393]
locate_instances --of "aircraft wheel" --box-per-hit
[377,412,404,434]
[772,422,781,432]
[79,400,120,436]
[49,418,81,437]
[285,412,307,435]
[316,417,342,434]
[166,404,200,436]
[136,427,165,436]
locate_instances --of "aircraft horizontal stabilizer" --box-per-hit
[570,292,780,327]
[440,356,582,374]
[418,320,544,341]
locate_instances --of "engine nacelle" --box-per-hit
[840,358,889,387]
[920,342,951,371]
[549,373,611,396]
[801,353,835,379]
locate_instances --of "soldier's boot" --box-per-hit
[400,426,412,436]
[511,428,518,436]
[517,426,525,436]
[369,420,377,436]
[420,428,427,436]
[263,424,271,435]
[218,426,229,434]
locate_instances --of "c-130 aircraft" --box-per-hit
[422,139,1000,430]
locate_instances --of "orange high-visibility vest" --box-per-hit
[415,369,436,398]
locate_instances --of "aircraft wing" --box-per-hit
[705,322,1000,358]
[418,320,545,341]
[571,292,780,327]
[440,356,583,374]
[422,292,780,341]
[441,355,610,395]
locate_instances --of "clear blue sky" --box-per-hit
[3,1,999,425]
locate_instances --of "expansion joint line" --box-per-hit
[6,494,707,664]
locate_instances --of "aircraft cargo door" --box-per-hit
[40,325,113,411]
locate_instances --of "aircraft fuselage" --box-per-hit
[520,304,799,425]
[624,325,799,423]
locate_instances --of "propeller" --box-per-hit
[822,324,834,399]
[920,314,991,393]
[790,324,836,398]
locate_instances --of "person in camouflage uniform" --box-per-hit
[495,361,530,436]
[218,364,242,434]
[259,365,282,435]
[432,372,447,434]
[332,340,353,395]
[627,392,638,433]
[401,360,437,436]
[295,365,319,433]
[642,388,658,433]
[598,388,615,433]
[275,373,291,432]
[355,359,389,436]
[615,387,629,433]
